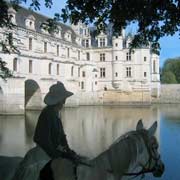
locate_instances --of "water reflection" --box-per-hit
[62,106,160,158]
[0,106,160,158]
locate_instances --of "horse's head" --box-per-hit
[136,119,164,177]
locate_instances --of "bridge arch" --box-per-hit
[25,79,42,110]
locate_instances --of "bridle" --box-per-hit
[123,131,161,179]
[73,131,161,180]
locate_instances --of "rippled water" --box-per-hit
[0,104,180,180]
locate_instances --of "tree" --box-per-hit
[1,0,180,79]
[161,57,180,84]
[161,71,177,84]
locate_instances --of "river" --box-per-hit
[0,104,179,180]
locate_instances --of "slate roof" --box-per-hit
[14,6,78,45]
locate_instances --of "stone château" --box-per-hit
[0,6,160,114]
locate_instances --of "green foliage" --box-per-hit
[0,59,13,80]
[161,71,177,84]
[61,0,180,54]
[161,57,180,84]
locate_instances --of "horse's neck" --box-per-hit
[90,131,147,175]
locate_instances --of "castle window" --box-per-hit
[48,63,52,75]
[81,81,84,89]
[29,37,32,50]
[153,60,156,73]
[100,38,106,47]
[29,60,32,73]
[57,64,59,75]
[67,48,70,58]
[115,72,118,77]
[44,42,47,53]
[86,52,90,61]
[85,39,89,47]
[8,7,16,24]
[82,71,86,77]
[13,58,17,71]
[115,56,118,61]
[115,43,118,47]
[57,45,59,56]
[100,68,106,78]
[144,72,147,77]
[65,31,72,41]
[71,66,74,76]
[78,68,80,77]
[100,53,105,61]
[144,56,147,62]
[126,52,131,61]
[25,15,35,30]
[126,67,132,77]
[78,50,80,60]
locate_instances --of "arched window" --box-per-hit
[48,63,52,75]
[71,66,74,76]
[13,58,17,71]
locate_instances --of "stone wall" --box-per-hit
[153,84,180,104]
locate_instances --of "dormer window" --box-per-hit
[76,37,81,45]
[41,22,49,34]
[8,7,16,25]
[65,30,72,42]
[54,26,62,38]
[25,15,35,30]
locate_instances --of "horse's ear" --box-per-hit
[136,119,143,130]
[148,121,157,136]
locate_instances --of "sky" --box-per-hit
[22,0,180,67]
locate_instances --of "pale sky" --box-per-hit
[22,0,180,67]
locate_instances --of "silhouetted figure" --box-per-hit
[34,81,76,159]
[12,81,79,180]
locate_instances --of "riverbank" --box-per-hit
[0,84,180,115]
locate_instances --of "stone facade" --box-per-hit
[0,7,160,114]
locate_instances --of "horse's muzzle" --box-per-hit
[153,160,165,177]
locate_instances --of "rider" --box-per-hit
[33,81,77,160]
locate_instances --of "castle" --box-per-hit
[0,7,160,114]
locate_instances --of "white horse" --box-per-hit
[40,120,164,180]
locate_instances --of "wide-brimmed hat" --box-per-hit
[44,81,73,105]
